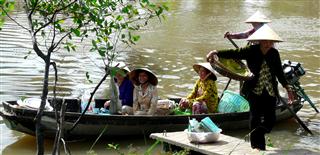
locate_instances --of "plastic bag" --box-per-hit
[109,75,121,114]
[173,108,191,115]
[155,99,175,115]
[188,118,202,132]
[81,90,95,113]
[186,131,220,143]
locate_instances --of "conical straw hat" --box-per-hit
[247,24,283,42]
[245,11,271,23]
[193,62,217,81]
[129,67,158,86]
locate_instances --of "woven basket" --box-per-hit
[218,90,250,113]
[211,58,254,81]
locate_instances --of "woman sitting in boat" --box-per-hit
[179,63,219,114]
[129,67,158,115]
[104,62,134,115]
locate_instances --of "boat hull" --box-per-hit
[0,98,303,139]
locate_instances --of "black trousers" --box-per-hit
[247,89,276,150]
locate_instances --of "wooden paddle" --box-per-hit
[226,36,313,135]
[227,37,239,49]
[219,36,238,100]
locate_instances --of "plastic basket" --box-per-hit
[211,58,254,81]
[218,90,249,113]
[200,117,222,133]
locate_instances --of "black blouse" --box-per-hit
[217,44,288,97]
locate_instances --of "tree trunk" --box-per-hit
[35,55,51,155]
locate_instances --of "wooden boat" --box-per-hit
[0,60,307,139]
[0,97,303,139]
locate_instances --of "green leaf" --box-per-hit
[65,45,70,52]
[86,72,93,83]
[110,67,119,77]
[142,0,149,4]
[116,15,123,21]
[162,3,169,11]
[92,40,97,48]
[156,7,163,16]
[132,35,140,42]
[145,140,160,155]
[58,19,64,24]
[121,6,129,14]
[133,8,139,15]
[107,45,113,50]
[23,51,32,59]
[98,50,105,57]
[149,4,156,8]
[20,96,27,101]
[72,28,81,37]
[41,30,45,38]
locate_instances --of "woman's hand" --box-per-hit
[224,32,231,38]
[179,98,189,110]
[206,50,219,63]
[286,85,296,104]
[104,100,110,108]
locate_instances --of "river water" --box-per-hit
[0,0,319,154]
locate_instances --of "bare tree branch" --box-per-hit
[53,31,72,50]
[23,0,46,60]
[50,61,60,155]
[51,16,57,48]
[61,138,71,155]
[68,70,110,133]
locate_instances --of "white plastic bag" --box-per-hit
[186,130,220,143]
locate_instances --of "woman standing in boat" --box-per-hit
[179,63,219,114]
[129,68,158,115]
[104,62,134,115]
[224,11,270,41]
[207,25,295,151]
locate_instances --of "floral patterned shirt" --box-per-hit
[187,79,219,113]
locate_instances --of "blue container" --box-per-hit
[200,117,222,133]
[218,90,249,113]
